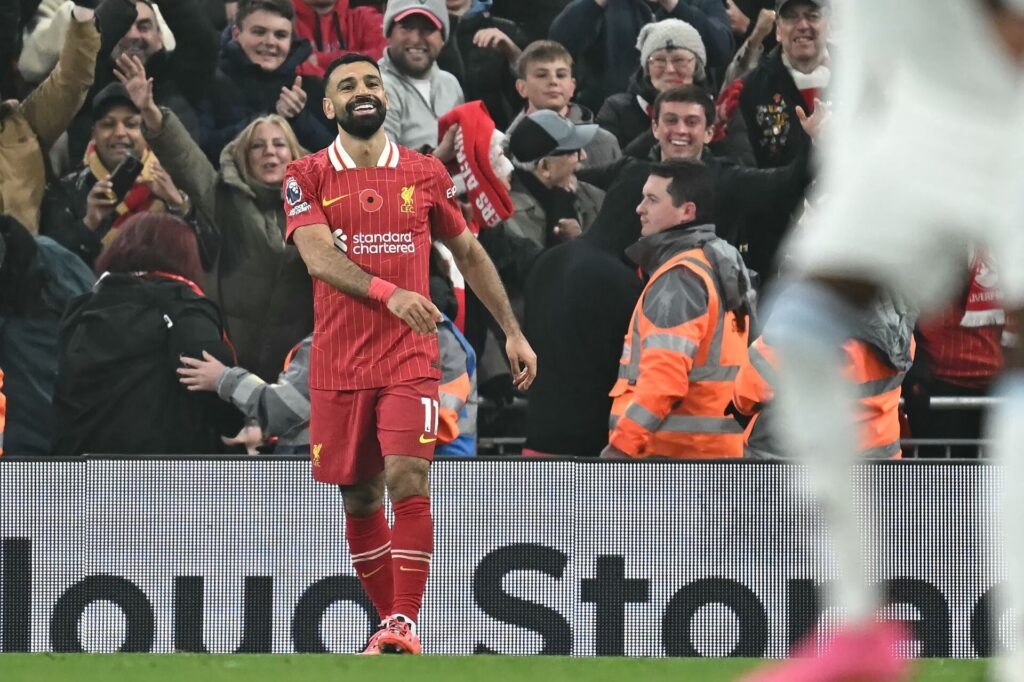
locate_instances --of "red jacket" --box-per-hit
[293,0,387,78]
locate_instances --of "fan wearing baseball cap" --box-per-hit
[503,110,605,250]
[378,0,465,151]
[718,0,831,169]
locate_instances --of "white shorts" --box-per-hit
[790,88,1024,315]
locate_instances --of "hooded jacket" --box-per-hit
[378,49,465,151]
[198,29,333,162]
[596,67,660,151]
[145,109,314,383]
[293,0,387,78]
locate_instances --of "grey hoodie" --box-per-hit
[379,49,464,151]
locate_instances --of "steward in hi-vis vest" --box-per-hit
[733,298,916,460]
[603,160,756,460]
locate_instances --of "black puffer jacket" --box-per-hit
[198,29,333,162]
[52,274,240,455]
[449,11,528,131]
[596,68,657,151]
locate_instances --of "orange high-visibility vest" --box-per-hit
[733,335,912,459]
[609,247,748,459]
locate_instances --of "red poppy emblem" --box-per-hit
[360,188,383,213]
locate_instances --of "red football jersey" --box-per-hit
[284,135,467,390]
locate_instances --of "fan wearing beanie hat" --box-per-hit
[595,18,709,151]
[638,18,708,87]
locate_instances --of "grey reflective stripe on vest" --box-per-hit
[749,344,776,385]
[680,256,740,382]
[440,393,463,411]
[689,365,739,381]
[863,440,901,459]
[661,414,743,434]
[859,373,905,398]
[609,410,742,435]
[642,334,698,356]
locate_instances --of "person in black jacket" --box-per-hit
[40,82,203,269]
[597,17,709,151]
[52,212,239,455]
[580,85,819,283]
[446,0,528,130]
[197,0,333,162]
[717,0,831,169]
[522,161,647,456]
[67,0,219,162]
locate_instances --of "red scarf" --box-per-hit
[438,101,514,232]
[961,251,1005,328]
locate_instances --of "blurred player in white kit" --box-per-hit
[746,1,1024,680]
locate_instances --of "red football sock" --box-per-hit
[390,495,433,623]
[345,507,394,620]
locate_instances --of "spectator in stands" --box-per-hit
[523,165,647,457]
[720,5,776,86]
[732,297,915,460]
[179,335,312,454]
[717,0,830,169]
[293,0,387,79]
[602,160,754,460]
[504,110,604,251]
[446,0,528,130]
[119,54,314,384]
[52,212,239,455]
[489,0,569,46]
[1,2,98,235]
[61,0,219,163]
[379,0,464,151]
[581,85,816,280]
[0,214,94,456]
[905,252,1005,458]
[597,18,708,151]
[199,0,333,161]
[508,40,620,168]
[41,82,196,268]
[550,0,732,114]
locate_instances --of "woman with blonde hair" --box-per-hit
[115,54,313,383]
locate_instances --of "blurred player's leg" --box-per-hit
[743,280,909,682]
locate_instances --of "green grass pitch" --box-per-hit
[0,655,989,681]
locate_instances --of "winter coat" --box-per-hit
[198,29,333,163]
[596,67,659,151]
[503,170,604,251]
[145,109,314,383]
[379,49,465,151]
[293,0,387,78]
[550,0,732,113]
[51,273,240,455]
[448,11,528,131]
[38,164,212,269]
[0,235,94,455]
[522,162,648,456]
[0,16,98,234]
[66,0,219,163]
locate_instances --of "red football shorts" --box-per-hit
[308,376,440,485]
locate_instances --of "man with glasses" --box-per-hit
[721,0,830,169]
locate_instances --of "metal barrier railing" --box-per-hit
[478,396,996,459]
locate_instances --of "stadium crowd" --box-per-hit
[0,0,1006,459]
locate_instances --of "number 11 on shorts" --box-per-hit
[420,396,439,435]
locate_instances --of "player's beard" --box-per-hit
[337,96,387,139]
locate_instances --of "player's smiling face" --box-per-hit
[324,61,389,140]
